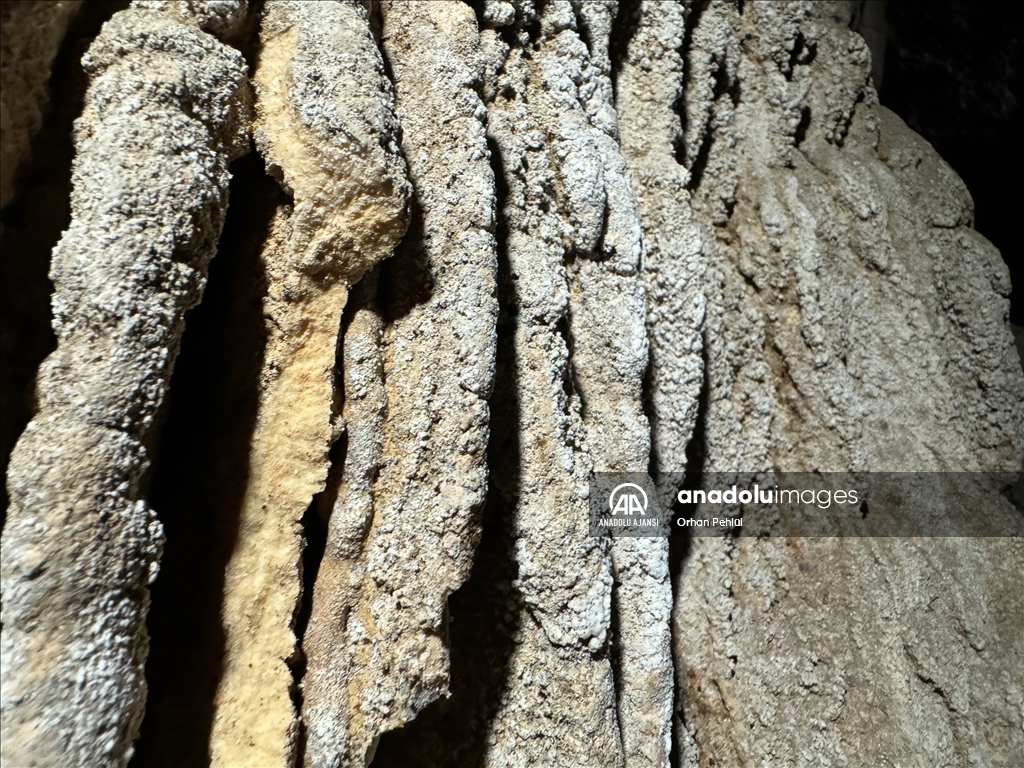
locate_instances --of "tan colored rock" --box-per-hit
[300,3,499,764]
[209,2,409,766]
[0,5,249,766]
[0,0,82,209]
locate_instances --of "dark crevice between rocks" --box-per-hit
[130,149,282,768]
[685,56,739,193]
[794,105,812,148]
[784,31,817,82]
[667,335,709,767]
[377,193,431,324]
[573,2,593,54]
[371,134,522,768]
[674,0,709,167]
[609,556,626,752]
[609,0,641,101]
[0,0,127,530]
[556,314,586,420]
[835,90,866,147]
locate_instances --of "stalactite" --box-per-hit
[299,3,499,764]
[209,3,409,765]
[477,3,624,764]
[1,2,1020,766]
[0,4,250,766]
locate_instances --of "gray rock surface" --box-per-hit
[0,5,249,766]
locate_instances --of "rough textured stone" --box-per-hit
[655,2,1024,765]
[299,3,498,765]
[1,1,1021,766]
[0,5,249,767]
[209,3,409,766]
[475,3,623,765]
[0,0,82,210]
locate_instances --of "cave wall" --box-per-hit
[1,2,1021,767]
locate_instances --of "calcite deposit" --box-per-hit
[0,3,249,766]
[210,3,410,766]
[1,2,1021,767]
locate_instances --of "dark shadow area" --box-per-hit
[608,0,641,99]
[0,0,127,528]
[666,338,708,765]
[290,272,367,767]
[130,149,282,768]
[881,0,1023,324]
[377,195,431,323]
[371,136,523,768]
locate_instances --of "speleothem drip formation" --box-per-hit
[1,2,1022,767]
[209,3,410,766]
[0,2,250,765]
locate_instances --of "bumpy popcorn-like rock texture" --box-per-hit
[298,3,498,766]
[1,1,1021,767]
[0,4,250,767]
[209,2,410,766]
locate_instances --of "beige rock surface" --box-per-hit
[210,2,409,766]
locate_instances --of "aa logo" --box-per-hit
[609,483,648,516]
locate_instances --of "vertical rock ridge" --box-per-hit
[475,2,624,764]
[566,3,674,767]
[210,2,410,766]
[617,0,707,487]
[298,2,499,764]
[301,269,387,768]
[0,4,250,766]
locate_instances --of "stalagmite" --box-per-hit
[0,0,82,209]
[0,3,250,766]
[300,3,499,764]
[209,3,410,766]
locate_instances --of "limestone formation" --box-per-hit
[0,0,82,210]
[0,4,249,767]
[210,3,409,766]
[650,2,1024,765]
[299,3,497,764]
[1,1,1021,767]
